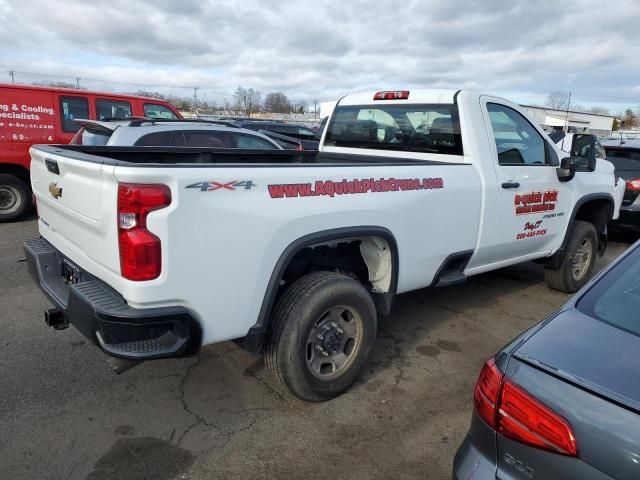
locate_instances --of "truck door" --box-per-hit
[481,98,571,264]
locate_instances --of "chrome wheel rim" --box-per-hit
[305,306,363,380]
[0,185,20,214]
[571,238,593,281]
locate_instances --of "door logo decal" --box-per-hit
[514,190,558,215]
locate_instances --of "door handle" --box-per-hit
[501,182,520,189]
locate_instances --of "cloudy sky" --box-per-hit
[1,0,638,111]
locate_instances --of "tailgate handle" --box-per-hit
[501,181,520,189]
[45,159,60,175]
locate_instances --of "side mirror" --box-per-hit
[570,134,597,172]
[557,156,574,182]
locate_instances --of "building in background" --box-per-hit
[521,105,615,136]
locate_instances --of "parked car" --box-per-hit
[0,83,181,221]
[602,139,640,232]
[71,118,283,150]
[454,239,640,480]
[25,89,624,401]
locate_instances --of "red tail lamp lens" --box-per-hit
[117,183,171,281]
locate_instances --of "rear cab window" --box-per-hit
[60,96,89,133]
[143,103,178,119]
[324,104,463,156]
[96,99,131,120]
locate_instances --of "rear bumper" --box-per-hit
[453,435,497,480]
[24,236,201,360]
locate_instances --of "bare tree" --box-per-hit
[621,108,638,128]
[32,81,84,90]
[264,92,293,113]
[546,91,570,110]
[234,86,262,115]
[588,106,610,115]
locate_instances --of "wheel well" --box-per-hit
[236,231,398,353]
[544,196,613,269]
[0,164,30,187]
[574,198,611,239]
[281,236,394,296]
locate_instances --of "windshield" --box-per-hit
[324,104,462,155]
[577,245,640,336]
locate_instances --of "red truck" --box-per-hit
[0,83,182,221]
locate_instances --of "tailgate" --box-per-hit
[29,145,121,276]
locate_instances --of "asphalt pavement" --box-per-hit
[0,214,633,479]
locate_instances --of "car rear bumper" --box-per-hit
[453,433,497,480]
[24,236,200,360]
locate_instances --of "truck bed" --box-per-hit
[33,144,449,166]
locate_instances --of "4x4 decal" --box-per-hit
[186,180,255,191]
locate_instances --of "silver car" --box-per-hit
[71,118,283,150]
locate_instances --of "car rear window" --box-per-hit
[577,245,640,336]
[324,104,462,156]
[605,148,640,169]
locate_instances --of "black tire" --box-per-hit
[544,221,598,293]
[0,174,30,222]
[265,271,377,402]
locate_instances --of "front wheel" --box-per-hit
[0,174,30,222]
[544,220,598,293]
[265,271,377,402]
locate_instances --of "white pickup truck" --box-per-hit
[25,89,624,401]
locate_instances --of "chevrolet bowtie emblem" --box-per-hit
[48,182,63,199]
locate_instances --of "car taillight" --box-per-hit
[117,183,171,281]
[473,358,503,427]
[473,358,578,457]
[373,90,410,100]
[626,179,640,191]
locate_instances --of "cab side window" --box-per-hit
[60,96,89,133]
[487,103,548,166]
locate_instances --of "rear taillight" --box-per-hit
[473,358,578,457]
[117,183,171,281]
[373,90,410,100]
[626,179,640,191]
[473,358,503,427]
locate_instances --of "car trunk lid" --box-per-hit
[514,308,640,412]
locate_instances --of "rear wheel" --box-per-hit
[0,174,30,222]
[544,221,598,293]
[265,271,377,402]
